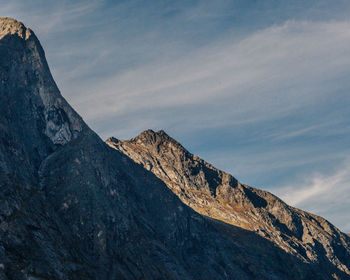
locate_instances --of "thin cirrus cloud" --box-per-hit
[71,20,350,135]
[275,159,350,232]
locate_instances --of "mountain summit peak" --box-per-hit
[131,129,184,148]
[106,129,185,156]
[0,17,85,146]
[136,129,169,139]
[0,17,32,40]
[108,129,350,277]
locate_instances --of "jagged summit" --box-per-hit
[0,17,32,40]
[132,129,176,144]
[107,129,170,142]
[108,130,350,277]
[108,129,190,157]
[136,129,195,155]
[0,16,85,145]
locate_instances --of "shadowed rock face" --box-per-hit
[0,17,349,279]
[107,129,350,279]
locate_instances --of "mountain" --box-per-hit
[0,17,349,279]
[107,129,350,279]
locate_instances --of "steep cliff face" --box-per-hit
[107,129,350,279]
[0,17,349,280]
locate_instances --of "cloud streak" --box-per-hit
[276,159,350,232]
[67,20,350,136]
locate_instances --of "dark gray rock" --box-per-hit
[0,17,348,279]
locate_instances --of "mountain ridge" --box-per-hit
[107,129,350,276]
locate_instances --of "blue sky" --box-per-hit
[1,0,350,232]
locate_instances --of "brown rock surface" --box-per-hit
[107,129,350,278]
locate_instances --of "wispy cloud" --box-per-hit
[275,159,350,232]
[65,20,350,137]
[1,1,102,34]
[278,163,350,206]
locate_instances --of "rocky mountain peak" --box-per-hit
[0,17,32,40]
[108,130,350,277]
[108,129,190,161]
[0,17,86,146]
[132,129,179,145]
[133,129,194,159]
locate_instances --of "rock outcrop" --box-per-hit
[0,17,349,279]
[107,129,350,279]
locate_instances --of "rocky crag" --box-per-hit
[107,130,350,279]
[0,17,349,279]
